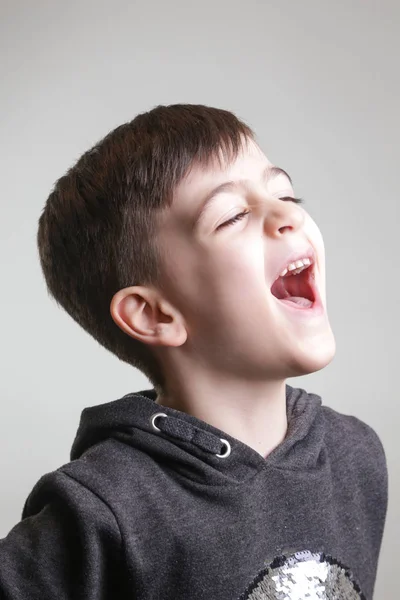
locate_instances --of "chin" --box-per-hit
[290,331,337,377]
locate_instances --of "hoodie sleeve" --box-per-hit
[0,469,126,599]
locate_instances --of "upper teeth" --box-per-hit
[279,257,312,278]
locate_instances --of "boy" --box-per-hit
[0,104,388,599]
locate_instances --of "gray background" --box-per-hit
[1,1,398,598]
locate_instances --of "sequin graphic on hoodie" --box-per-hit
[239,550,365,599]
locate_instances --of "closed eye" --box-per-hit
[217,197,305,230]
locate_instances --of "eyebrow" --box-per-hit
[192,165,293,230]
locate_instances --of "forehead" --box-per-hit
[178,140,270,198]
[171,140,273,216]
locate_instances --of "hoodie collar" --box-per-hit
[70,384,325,481]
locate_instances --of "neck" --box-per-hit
[155,377,288,459]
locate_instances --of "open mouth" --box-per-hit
[270,263,316,308]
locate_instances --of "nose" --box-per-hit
[265,198,305,237]
[250,184,305,237]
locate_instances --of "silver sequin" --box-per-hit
[242,550,364,599]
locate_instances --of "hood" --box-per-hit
[70,384,326,478]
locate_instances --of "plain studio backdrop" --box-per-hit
[1,1,398,598]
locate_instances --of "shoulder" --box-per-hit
[321,404,388,492]
[322,404,386,456]
[21,458,121,534]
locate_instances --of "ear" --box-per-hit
[109,286,187,347]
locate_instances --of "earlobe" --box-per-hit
[155,321,188,347]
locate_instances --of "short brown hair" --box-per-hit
[37,104,255,396]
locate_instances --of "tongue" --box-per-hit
[281,296,313,308]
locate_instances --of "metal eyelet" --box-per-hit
[150,412,168,431]
[216,438,231,458]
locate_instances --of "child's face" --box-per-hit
[154,138,336,379]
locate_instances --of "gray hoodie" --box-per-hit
[0,384,388,599]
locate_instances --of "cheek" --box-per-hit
[218,249,261,286]
[200,245,262,308]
